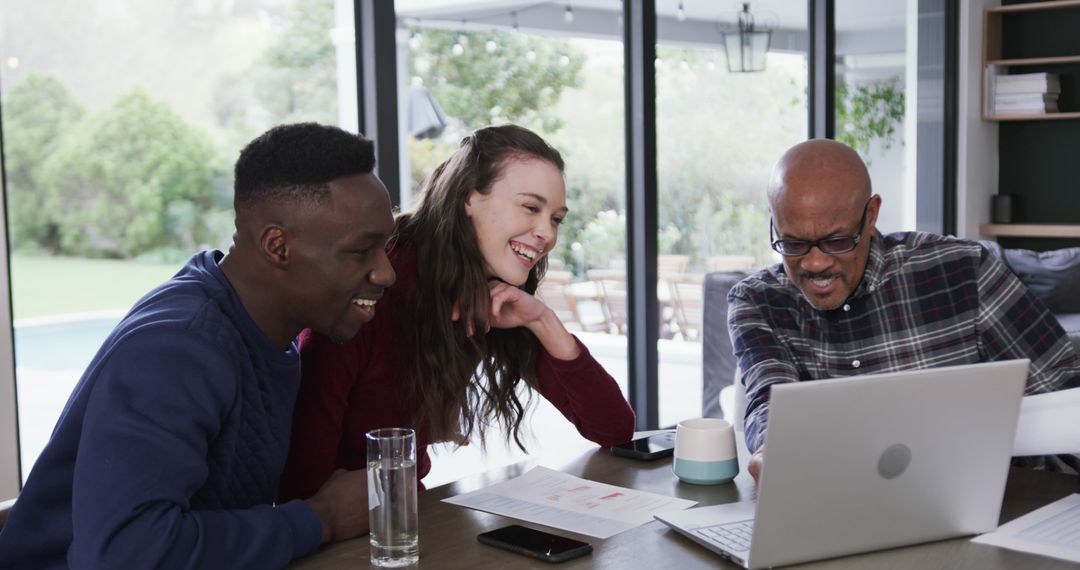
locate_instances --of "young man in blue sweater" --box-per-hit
[0,122,397,568]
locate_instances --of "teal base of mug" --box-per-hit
[673,457,739,485]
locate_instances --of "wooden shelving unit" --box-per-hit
[980,224,1080,239]
[980,1,1080,241]
[982,0,1080,121]
[986,111,1080,121]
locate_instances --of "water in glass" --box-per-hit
[368,456,418,567]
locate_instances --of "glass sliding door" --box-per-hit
[655,0,807,428]
[395,0,628,486]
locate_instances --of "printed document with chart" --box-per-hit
[443,466,696,538]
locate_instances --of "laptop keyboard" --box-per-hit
[694,519,754,553]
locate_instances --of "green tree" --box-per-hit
[551,172,621,273]
[408,29,584,135]
[691,193,773,263]
[836,78,906,160]
[652,45,806,267]
[250,0,338,125]
[40,89,220,258]
[578,210,626,270]
[406,137,458,197]
[214,0,337,152]
[2,73,85,250]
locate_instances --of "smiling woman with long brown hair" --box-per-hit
[279,124,635,502]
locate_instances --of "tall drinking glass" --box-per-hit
[366,428,419,567]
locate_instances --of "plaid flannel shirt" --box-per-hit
[728,231,1080,467]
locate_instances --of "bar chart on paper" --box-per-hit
[442,466,696,538]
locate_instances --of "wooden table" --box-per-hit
[289,449,1078,569]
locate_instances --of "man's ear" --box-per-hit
[259,224,289,267]
[867,194,883,231]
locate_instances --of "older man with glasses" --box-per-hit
[729,139,1080,484]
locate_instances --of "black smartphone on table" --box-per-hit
[477,525,592,563]
[609,431,675,460]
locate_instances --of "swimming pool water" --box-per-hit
[14,318,120,372]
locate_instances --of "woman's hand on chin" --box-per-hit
[488,280,548,329]
[489,281,580,359]
[448,282,546,336]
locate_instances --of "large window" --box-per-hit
[654,0,807,428]
[0,0,358,482]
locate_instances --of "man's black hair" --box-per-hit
[233,122,376,209]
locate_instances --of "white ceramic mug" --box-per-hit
[672,418,739,485]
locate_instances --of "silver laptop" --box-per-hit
[656,359,1029,569]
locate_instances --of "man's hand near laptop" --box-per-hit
[749,446,765,485]
[305,469,371,544]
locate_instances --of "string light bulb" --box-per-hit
[511,11,519,34]
[564,5,574,23]
[677,2,686,21]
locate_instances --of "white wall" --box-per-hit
[866,129,910,234]
[957,0,999,239]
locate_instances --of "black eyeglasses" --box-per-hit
[770,197,873,257]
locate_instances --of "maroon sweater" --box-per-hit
[279,242,635,501]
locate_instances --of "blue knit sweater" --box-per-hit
[0,251,322,569]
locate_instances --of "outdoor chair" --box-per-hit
[657,254,691,275]
[536,270,607,332]
[666,272,705,341]
[586,269,628,335]
[706,255,757,272]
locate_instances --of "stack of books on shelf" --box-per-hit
[986,66,1060,117]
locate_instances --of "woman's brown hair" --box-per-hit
[393,124,565,450]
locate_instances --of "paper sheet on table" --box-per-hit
[442,466,696,539]
[1012,387,1080,456]
[972,494,1080,563]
